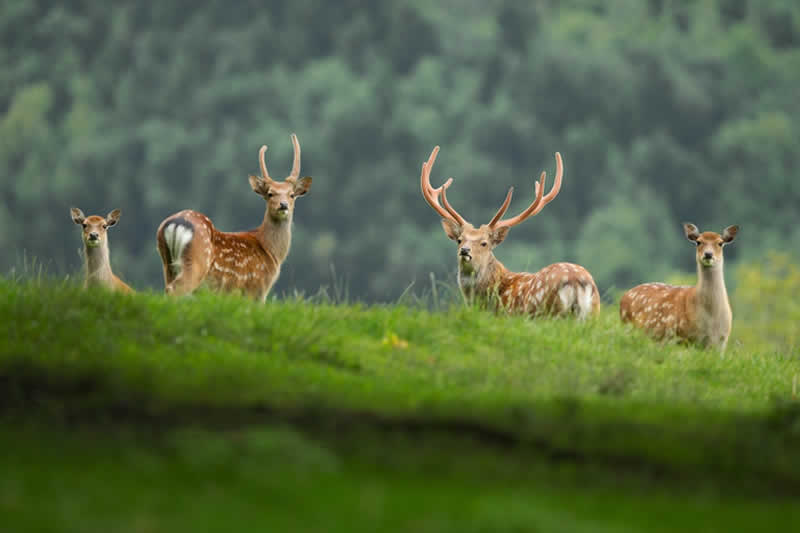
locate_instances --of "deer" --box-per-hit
[420,146,600,319]
[619,223,739,350]
[156,134,312,301]
[70,207,133,293]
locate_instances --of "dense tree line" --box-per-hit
[2,0,798,300]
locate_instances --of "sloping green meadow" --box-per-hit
[1,280,799,531]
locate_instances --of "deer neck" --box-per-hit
[256,211,292,263]
[458,254,509,300]
[694,262,729,314]
[84,242,113,287]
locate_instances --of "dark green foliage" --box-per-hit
[2,0,798,300]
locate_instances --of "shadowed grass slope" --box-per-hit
[1,279,800,531]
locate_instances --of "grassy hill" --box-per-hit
[1,279,799,532]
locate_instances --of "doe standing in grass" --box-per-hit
[156,134,312,301]
[420,146,600,318]
[620,223,739,350]
[70,207,133,293]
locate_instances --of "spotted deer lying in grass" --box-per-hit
[70,207,133,293]
[620,223,739,350]
[420,146,600,318]
[156,134,312,301]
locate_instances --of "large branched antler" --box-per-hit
[439,185,467,226]
[420,146,466,225]
[421,148,563,230]
[489,152,563,229]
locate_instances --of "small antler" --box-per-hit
[420,146,465,225]
[490,152,563,229]
[289,133,301,180]
[258,145,276,184]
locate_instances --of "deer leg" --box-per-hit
[158,245,190,295]
[161,263,174,290]
[157,245,177,293]
[719,336,729,353]
[165,262,203,296]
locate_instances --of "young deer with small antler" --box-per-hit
[420,146,599,318]
[156,134,312,301]
[620,223,739,350]
[70,207,133,293]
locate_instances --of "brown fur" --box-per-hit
[444,222,600,317]
[156,135,311,301]
[70,207,133,293]
[424,147,600,319]
[620,223,739,350]
[498,264,601,316]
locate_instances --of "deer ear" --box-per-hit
[106,209,121,227]
[490,226,510,245]
[441,219,461,241]
[293,176,312,197]
[722,225,739,244]
[683,222,700,242]
[71,207,85,225]
[249,175,268,195]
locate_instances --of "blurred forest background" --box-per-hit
[2,0,799,301]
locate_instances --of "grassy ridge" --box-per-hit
[2,280,800,531]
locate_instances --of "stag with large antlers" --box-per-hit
[420,146,599,318]
[156,134,312,301]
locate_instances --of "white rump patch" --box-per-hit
[576,284,595,320]
[558,285,576,314]
[163,223,194,275]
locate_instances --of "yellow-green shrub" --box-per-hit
[732,253,800,354]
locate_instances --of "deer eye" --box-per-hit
[457,238,462,244]
[267,192,274,198]
[481,242,488,247]
[695,241,702,246]
[82,223,87,229]
[102,224,108,229]
[290,193,295,198]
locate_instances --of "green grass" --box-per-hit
[1,279,800,532]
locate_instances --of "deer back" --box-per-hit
[500,263,599,316]
[620,283,696,340]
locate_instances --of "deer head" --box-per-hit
[421,146,563,277]
[683,223,739,269]
[71,207,121,248]
[248,134,312,222]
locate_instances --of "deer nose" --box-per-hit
[459,247,471,256]
[88,232,99,240]
[278,201,289,210]
[703,251,713,260]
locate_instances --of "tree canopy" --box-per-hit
[2,0,798,300]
